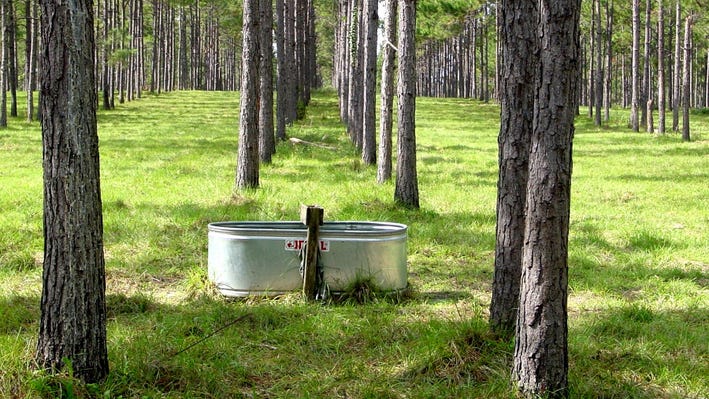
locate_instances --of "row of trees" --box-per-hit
[412,0,707,140]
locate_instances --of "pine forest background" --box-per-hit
[2,0,709,122]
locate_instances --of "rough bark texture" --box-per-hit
[681,14,692,142]
[377,0,396,183]
[513,0,579,396]
[657,0,665,134]
[672,0,680,131]
[236,0,260,189]
[0,0,6,128]
[275,0,287,140]
[259,0,275,163]
[394,0,419,209]
[630,0,639,131]
[36,0,108,383]
[360,0,378,165]
[490,0,537,335]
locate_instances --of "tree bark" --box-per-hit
[657,0,665,134]
[5,0,16,117]
[394,0,418,209]
[275,0,287,140]
[672,0,680,131]
[630,0,640,131]
[513,0,579,396]
[360,0,378,165]
[490,0,537,335]
[642,0,651,131]
[259,0,275,162]
[681,14,692,141]
[594,0,602,126]
[377,0,396,183]
[24,0,34,122]
[236,0,260,189]
[37,0,108,383]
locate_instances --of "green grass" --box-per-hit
[1,90,707,398]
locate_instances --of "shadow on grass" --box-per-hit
[570,305,708,398]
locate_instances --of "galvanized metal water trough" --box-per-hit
[207,221,408,297]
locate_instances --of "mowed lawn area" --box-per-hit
[1,90,707,398]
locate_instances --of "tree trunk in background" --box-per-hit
[394,0,418,209]
[37,0,108,383]
[657,0,665,134]
[259,0,275,163]
[236,0,260,189]
[348,0,364,149]
[513,0,579,396]
[24,0,34,122]
[672,0,680,131]
[490,0,537,336]
[284,0,297,122]
[6,0,16,117]
[642,0,651,131]
[594,0,602,126]
[0,0,6,127]
[630,0,639,131]
[681,14,692,141]
[275,0,288,140]
[603,0,612,122]
[178,6,188,90]
[377,0,396,183]
[360,0,378,165]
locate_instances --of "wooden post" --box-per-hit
[300,205,323,299]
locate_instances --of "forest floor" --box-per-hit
[1,90,707,398]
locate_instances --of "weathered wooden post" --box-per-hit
[300,205,324,300]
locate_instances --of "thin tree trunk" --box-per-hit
[630,0,640,131]
[657,0,665,134]
[6,0,16,117]
[681,14,692,141]
[37,0,108,383]
[394,0,418,209]
[642,0,651,131]
[24,0,33,122]
[0,0,6,128]
[360,0,378,165]
[672,0,680,131]
[490,0,537,335]
[275,0,287,140]
[236,0,260,189]
[259,0,275,163]
[377,0,396,183]
[594,0,602,126]
[603,0,612,122]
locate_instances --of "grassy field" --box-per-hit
[0,90,707,398]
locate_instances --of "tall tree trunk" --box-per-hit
[37,0,108,383]
[681,14,692,141]
[6,0,16,117]
[259,0,275,162]
[513,0,579,396]
[672,0,680,131]
[657,0,665,134]
[284,0,297,122]
[0,0,6,128]
[642,0,651,131]
[603,0,613,122]
[24,0,34,122]
[236,0,260,189]
[594,0,602,126]
[360,0,378,165]
[275,0,287,140]
[630,0,640,131]
[377,0,396,183]
[394,0,418,209]
[490,0,537,335]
